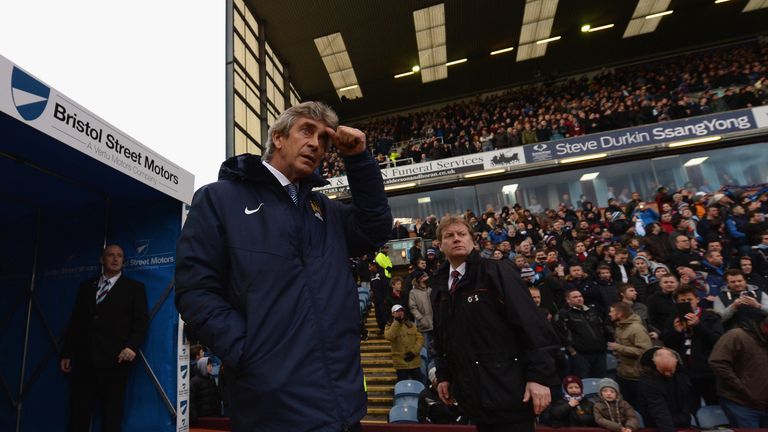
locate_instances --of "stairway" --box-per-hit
[361,306,397,424]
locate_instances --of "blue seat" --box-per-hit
[394,380,425,398]
[582,378,601,396]
[634,410,644,428]
[606,353,617,371]
[393,395,419,407]
[389,404,418,423]
[358,291,369,307]
[696,405,729,428]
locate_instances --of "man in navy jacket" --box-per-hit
[175,102,392,432]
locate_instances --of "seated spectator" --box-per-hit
[418,367,467,424]
[384,304,424,382]
[713,269,768,330]
[661,285,723,406]
[709,317,768,428]
[593,378,641,432]
[549,375,597,427]
[636,347,694,432]
[190,357,221,421]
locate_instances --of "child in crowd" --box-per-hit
[593,378,641,432]
[549,375,596,427]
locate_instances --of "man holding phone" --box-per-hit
[714,270,768,330]
[661,285,724,406]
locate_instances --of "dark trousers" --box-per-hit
[475,420,535,432]
[616,376,639,407]
[692,376,719,406]
[571,352,607,380]
[396,367,423,383]
[69,365,130,432]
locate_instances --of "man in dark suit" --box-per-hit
[60,244,149,432]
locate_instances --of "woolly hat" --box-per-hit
[633,255,651,268]
[197,357,211,378]
[562,375,583,392]
[652,262,670,274]
[598,378,620,394]
[426,248,437,256]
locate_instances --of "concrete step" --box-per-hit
[367,395,394,404]
[361,418,388,424]
[360,345,390,353]
[366,407,391,416]
[361,358,393,367]
[366,375,397,384]
[363,367,396,374]
[366,385,394,393]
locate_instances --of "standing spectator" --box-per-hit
[647,274,679,331]
[409,238,424,266]
[175,104,392,431]
[608,302,653,407]
[629,256,656,303]
[376,245,394,281]
[190,357,222,421]
[750,231,768,277]
[594,264,618,318]
[431,217,559,431]
[667,235,704,271]
[740,256,768,293]
[60,245,149,432]
[408,271,433,356]
[549,376,597,427]
[610,249,633,284]
[709,317,768,428]
[384,304,424,382]
[419,215,438,240]
[713,269,768,330]
[636,347,694,432]
[661,285,723,406]
[369,261,389,333]
[387,276,407,313]
[556,289,610,379]
[593,378,641,432]
[618,283,658,338]
[392,220,410,239]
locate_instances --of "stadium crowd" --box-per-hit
[359,182,768,428]
[319,41,768,179]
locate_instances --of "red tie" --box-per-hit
[450,270,461,294]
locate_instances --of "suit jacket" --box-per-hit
[61,274,149,369]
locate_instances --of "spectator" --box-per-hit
[750,231,768,277]
[375,245,394,281]
[647,274,679,331]
[409,238,423,266]
[549,375,597,427]
[702,250,728,298]
[384,304,424,382]
[667,235,704,271]
[408,271,433,356]
[629,256,656,302]
[369,261,389,333]
[636,347,694,432]
[618,283,658,338]
[556,289,611,379]
[610,248,633,284]
[190,357,222,421]
[387,276,407,313]
[608,302,653,407]
[709,317,768,428]
[419,215,438,240]
[418,367,467,424]
[392,220,410,239]
[713,269,768,330]
[661,284,723,405]
[740,255,768,293]
[593,264,618,318]
[593,378,641,432]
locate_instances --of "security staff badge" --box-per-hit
[310,199,324,222]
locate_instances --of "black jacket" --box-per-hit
[661,310,723,379]
[628,273,656,303]
[61,275,149,369]
[549,398,596,427]
[190,374,221,420]
[637,349,694,432]
[647,291,677,331]
[430,252,559,424]
[556,306,610,354]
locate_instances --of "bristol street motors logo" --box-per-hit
[533,143,548,152]
[11,67,50,121]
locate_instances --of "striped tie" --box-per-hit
[95,280,112,304]
[285,184,299,206]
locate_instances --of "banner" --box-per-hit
[0,54,194,204]
[524,109,758,163]
[317,146,526,195]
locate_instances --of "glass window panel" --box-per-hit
[234,36,245,64]
[388,187,478,227]
[234,11,245,36]
[247,108,260,137]
[245,49,258,77]
[235,127,247,155]
[268,109,277,126]
[234,71,246,95]
[246,27,257,52]
[235,96,246,126]
[266,42,274,59]
[266,57,275,79]
[245,7,257,35]
[234,0,245,13]
[267,80,275,102]
[246,85,259,108]
[274,91,284,113]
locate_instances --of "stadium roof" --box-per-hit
[246,0,768,121]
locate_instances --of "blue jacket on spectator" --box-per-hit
[632,207,659,227]
[175,152,392,431]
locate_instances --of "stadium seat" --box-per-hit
[393,395,419,407]
[389,404,418,423]
[696,405,729,429]
[634,410,644,428]
[606,353,617,372]
[581,378,601,396]
[394,380,425,398]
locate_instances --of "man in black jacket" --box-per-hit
[637,347,695,432]
[431,217,559,432]
[647,274,679,331]
[61,245,149,432]
[556,289,611,379]
[661,285,723,406]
